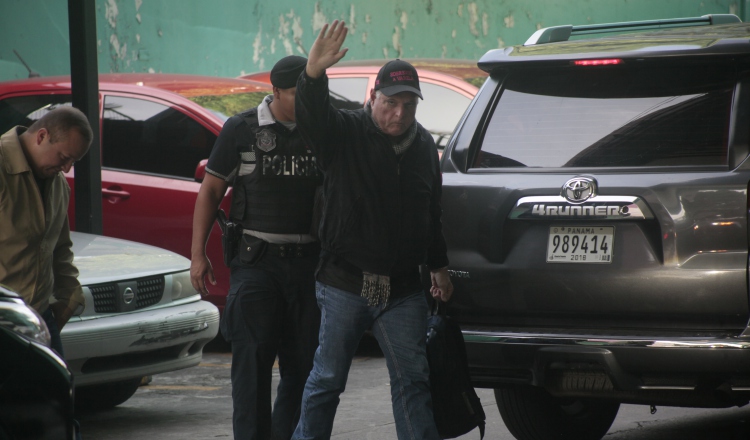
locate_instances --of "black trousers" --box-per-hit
[221,250,320,440]
[43,308,82,440]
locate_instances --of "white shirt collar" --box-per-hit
[257,95,275,126]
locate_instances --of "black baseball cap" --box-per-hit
[270,55,307,89]
[374,59,423,99]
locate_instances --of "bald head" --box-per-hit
[28,106,93,147]
[21,106,93,179]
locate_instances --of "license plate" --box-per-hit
[547,226,614,263]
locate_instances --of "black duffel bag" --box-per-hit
[426,299,486,439]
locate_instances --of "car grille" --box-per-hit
[90,276,165,313]
[89,285,117,312]
[136,277,164,308]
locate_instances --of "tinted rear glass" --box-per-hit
[474,64,735,168]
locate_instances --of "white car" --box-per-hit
[61,232,220,408]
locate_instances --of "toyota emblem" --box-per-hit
[561,176,597,204]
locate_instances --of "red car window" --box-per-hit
[102,95,217,179]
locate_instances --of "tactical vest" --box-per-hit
[230,110,321,234]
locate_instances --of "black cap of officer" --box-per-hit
[270,55,307,89]
[374,59,423,99]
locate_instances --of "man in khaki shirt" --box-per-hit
[0,106,92,353]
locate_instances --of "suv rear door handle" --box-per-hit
[102,187,131,201]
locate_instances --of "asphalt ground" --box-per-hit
[75,336,750,439]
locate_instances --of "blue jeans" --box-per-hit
[223,252,320,440]
[292,282,439,440]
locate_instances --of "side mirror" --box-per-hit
[194,159,208,183]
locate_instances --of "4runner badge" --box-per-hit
[256,129,277,152]
[562,176,597,204]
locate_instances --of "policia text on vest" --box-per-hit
[262,154,319,177]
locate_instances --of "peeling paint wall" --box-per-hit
[0,0,745,80]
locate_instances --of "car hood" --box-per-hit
[71,232,190,285]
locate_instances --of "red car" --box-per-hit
[240,58,487,148]
[0,61,484,315]
[0,73,274,314]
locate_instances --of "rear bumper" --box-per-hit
[61,300,220,386]
[464,328,750,393]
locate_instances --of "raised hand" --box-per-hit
[306,20,349,79]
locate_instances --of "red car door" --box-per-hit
[69,92,231,310]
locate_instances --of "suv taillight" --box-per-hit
[572,59,623,66]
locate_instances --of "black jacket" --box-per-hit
[295,71,448,295]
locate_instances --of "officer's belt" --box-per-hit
[265,241,320,258]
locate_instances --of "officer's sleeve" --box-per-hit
[205,116,243,182]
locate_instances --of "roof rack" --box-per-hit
[524,14,741,46]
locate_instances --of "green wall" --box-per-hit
[0,0,745,81]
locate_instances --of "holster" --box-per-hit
[216,209,240,267]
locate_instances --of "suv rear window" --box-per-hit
[473,64,735,168]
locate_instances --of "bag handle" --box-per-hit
[430,297,446,317]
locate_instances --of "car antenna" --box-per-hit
[12,49,40,78]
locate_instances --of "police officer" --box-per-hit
[190,55,321,440]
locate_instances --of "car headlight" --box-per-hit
[170,270,200,300]
[0,300,52,347]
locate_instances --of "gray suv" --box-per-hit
[441,14,750,440]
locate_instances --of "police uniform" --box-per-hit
[207,65,321,439]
